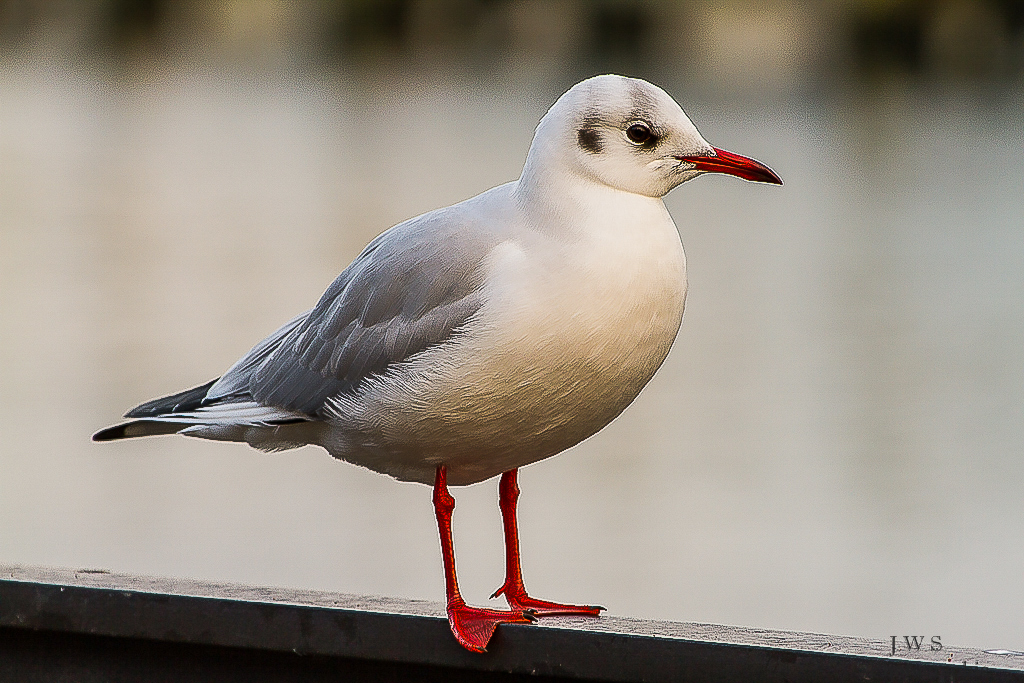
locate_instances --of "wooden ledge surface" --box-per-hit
[1,564,1021,682]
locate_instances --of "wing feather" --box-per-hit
[212,207,497,417]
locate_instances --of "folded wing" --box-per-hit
[207,210,492,418]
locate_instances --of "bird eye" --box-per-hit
[625,123,654,145]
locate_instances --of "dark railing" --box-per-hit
[1,565,1021,682]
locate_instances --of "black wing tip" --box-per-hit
[93,424,130,441]
[124,378,219,418]
[93,420,191,442]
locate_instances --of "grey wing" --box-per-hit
[205,310,310,401]
[209,210,493,417]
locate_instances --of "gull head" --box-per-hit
[523,74,781,199]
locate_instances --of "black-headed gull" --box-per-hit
[95,74,782,652]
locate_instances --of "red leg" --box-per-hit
[433,466,534,652]
[491,469,604,617]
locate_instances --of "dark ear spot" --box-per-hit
[577,127,602,154]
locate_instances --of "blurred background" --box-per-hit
[2,0,1023,651]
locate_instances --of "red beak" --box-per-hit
[675,147,783,185]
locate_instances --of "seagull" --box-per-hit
[94,74,782,652]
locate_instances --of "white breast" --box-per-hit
[469,189,687,443]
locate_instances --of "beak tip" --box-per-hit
[689,147,783,186]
